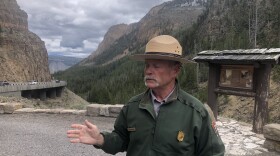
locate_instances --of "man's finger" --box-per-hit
[70,139,80,143]
[71,124,84,129]
[67,133,80,138]
[85,120,95,129]
[67,129,80,134]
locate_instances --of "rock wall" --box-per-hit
[0,0,51,82]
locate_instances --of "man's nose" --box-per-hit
[145,66,153,74]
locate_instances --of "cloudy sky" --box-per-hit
[16,0,170,58]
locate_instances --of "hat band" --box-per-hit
[145,52,182,58]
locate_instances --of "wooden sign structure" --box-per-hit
[193,48,280,133]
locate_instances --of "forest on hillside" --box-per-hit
[54,0,280,104]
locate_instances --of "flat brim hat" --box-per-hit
[130,35,194,64]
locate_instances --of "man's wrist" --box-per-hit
[95,133,105,147]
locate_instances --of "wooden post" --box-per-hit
[207,64,219,119]
[253,64,271,133]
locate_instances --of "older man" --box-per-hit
[67,35,225,156]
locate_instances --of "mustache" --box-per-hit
[144,76,157,81]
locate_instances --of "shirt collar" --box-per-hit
[150,87,175,104]
[139,79,180,119]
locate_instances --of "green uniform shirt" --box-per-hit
[99,83,225,156]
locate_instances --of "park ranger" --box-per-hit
[67,35,225,156]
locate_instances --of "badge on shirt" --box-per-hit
[127,127,136,132]
[212,121,220,137]
[177,131,184,142]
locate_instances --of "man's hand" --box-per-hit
[67,120,104,146]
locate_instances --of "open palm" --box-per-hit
[67,120,104,146]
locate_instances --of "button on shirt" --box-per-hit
[151,88,175,116]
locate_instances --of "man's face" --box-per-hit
[144,59,180,90]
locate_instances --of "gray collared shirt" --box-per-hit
[150,87,175,116]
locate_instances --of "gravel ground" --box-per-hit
[0,113,126,156]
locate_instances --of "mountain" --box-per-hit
[54,0,206,103]
[55,0,280,124]
[79,0,206,66]
[79,24,131,66]
[55,0,280,107]
[48,54,83,74]
[0,0,51,82]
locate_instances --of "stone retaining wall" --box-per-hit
[0,103,123,118]
[86,104,123,117]
[263,124,280,153]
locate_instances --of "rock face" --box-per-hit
[0,0,51,82]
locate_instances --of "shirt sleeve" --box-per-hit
[195,109,225,156]
[97,106,129,154]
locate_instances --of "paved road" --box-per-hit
[0,113,126,156]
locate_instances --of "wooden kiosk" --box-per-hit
[193,48,280,133]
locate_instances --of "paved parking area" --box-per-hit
[0,113,125,156]
[0,113,279,156]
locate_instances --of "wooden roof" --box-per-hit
[193,48,280,64]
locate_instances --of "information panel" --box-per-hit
[219,65,254,89]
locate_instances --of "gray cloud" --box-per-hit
[17,0,170,58]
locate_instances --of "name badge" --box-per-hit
[177,131,184,142]
[127,127,136,132]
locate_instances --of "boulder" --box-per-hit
[263,124,280,153]
[263,124,280,142]
[1,102,23,114]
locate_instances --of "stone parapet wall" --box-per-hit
[15,108,87,115]
[86,104,123,117]
[263,124,280,153]
[1,103,123,118]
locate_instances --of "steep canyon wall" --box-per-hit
[0,0,51,82]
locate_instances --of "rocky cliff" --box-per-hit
[80,23,131,66]
[0,0,51,82]
[80,0,205,66]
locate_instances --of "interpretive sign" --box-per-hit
[219,65,254,90]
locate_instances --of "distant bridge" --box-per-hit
[0,81,67,100]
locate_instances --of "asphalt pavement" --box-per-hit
[0,113,126,156]
[1,113,279,156]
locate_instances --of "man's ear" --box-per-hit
[172,64,181,76]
